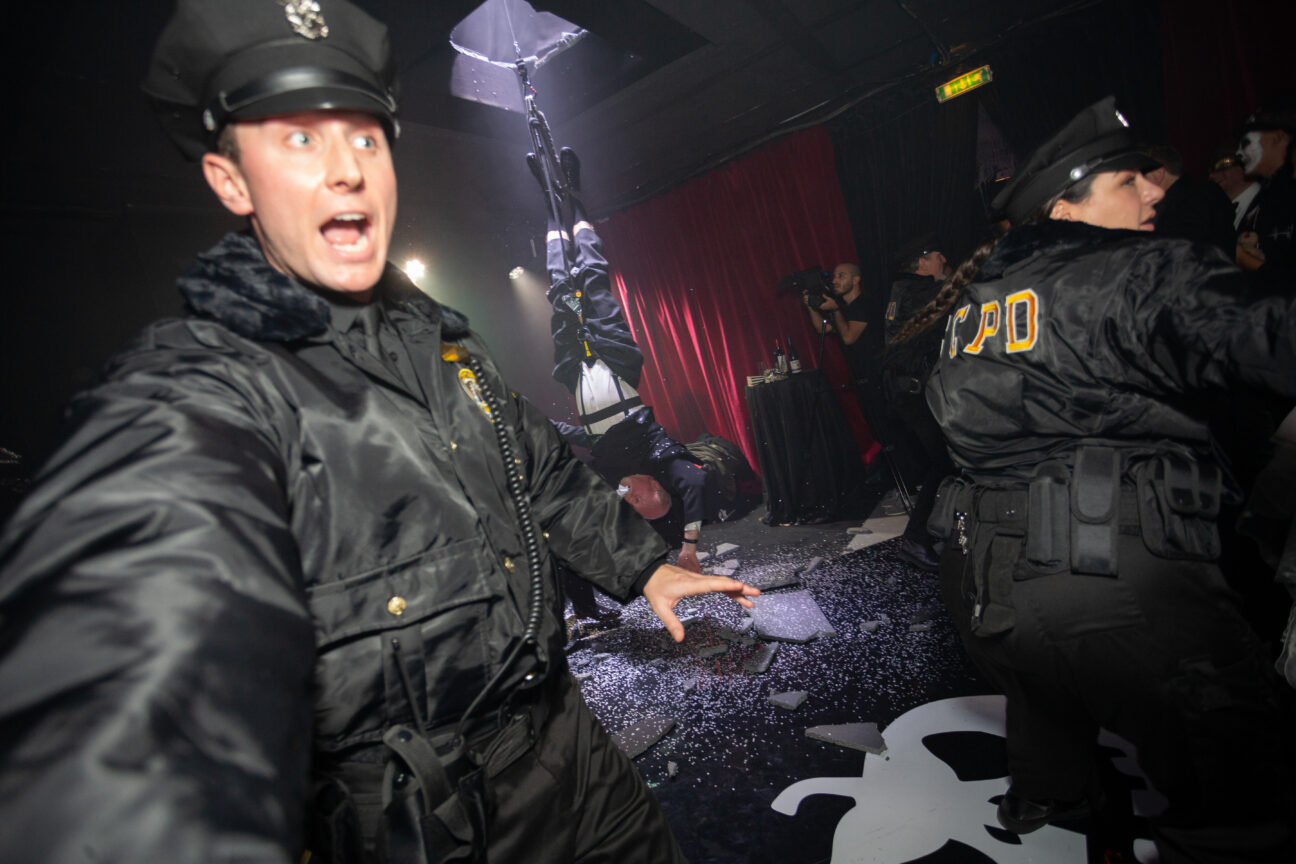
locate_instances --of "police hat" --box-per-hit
[893,234,940,273]
[1239,104,1296,136]
[143,0,399,160]
[992,96,1157,224]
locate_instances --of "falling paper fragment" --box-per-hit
[611,715,677,759]
[667,761,679,779]
[769,690,808,710]
[715,542,739,556]
[742,642,779,674]
[750,590,837,643]
[805,722,887,755]
[749,570,800,590]
[794,556,823,576]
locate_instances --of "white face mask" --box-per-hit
[1240,131,1264,174]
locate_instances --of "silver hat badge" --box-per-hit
[281,0,329,40]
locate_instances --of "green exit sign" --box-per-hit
[935,65,993,103]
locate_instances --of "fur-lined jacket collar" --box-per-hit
[979,220,1144,281]
[176,232,471,342]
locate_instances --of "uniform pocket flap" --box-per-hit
[308,540,496,647]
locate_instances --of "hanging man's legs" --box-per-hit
[536,149,646,433]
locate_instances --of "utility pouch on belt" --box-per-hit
[928,476,963,541]
[1070,447,1120,576]
[1026,461,1070,571]
[380,725,480,864]
[1133,452,1222,561]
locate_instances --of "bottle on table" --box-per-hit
[773,340,787,375]
[787,337,801,373]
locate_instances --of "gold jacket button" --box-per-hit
[387,596,407,616]
[503,557,516,572]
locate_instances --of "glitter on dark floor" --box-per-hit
[566,509,1155,864]
[566,509,994,864]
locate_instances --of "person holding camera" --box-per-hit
[804,264,921,512]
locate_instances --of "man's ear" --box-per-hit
[1050,199,1074,221]
[201,152,254,217]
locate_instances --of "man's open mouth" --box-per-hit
[321,213,371,252]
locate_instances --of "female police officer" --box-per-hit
[906,97,1295,861]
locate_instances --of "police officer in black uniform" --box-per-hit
[922,97,1295,861]
[0,2,759,862]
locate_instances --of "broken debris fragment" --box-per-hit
[697,643,729,659]
[794,556,823,576]
[611,715,677,759]
[769,690,808,711]
[861,620,882,633]
[742,642,779,674]
[715,542,739,557]
[751,590,836,643]
[805,722,887,755]
[667,761,679,779]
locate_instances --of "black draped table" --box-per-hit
[745,369,866,525]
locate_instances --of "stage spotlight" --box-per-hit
[404,258,426,282]
[508,266,525,280]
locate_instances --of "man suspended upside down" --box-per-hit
[531,147,758,574]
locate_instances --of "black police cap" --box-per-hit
[143,0,399,161]
[992,96,1157,225]
[893,233,940,274]
[1240,104,1296,136]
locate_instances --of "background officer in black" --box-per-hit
[0,2,758,862]
[918,97,1295,861]
[881,238,956,572]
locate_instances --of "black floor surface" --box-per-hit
[567,512,1160,864]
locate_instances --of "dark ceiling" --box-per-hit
[12,0,1102,219]
[385,0,1102,215]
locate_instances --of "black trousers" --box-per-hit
[892,394,952,544]
[941,527,1296,863]
[482,674,687,863]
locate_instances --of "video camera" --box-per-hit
[776,267,835,309]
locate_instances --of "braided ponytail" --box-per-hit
[892,229,1004,345]
[892,174,1096,346]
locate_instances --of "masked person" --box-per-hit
[536,148,757,573]
[0,3,760,862]
[912,97,1295,861]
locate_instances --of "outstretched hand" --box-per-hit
[642,564,760,642]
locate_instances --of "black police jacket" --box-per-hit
[884,273,942,345]
[0,232,668,862]
[928,220,1295,485]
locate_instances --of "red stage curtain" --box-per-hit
[598,125,871,472]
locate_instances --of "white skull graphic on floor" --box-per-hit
[772,695,1164,863]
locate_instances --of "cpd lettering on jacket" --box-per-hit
[944,288,1040,358]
